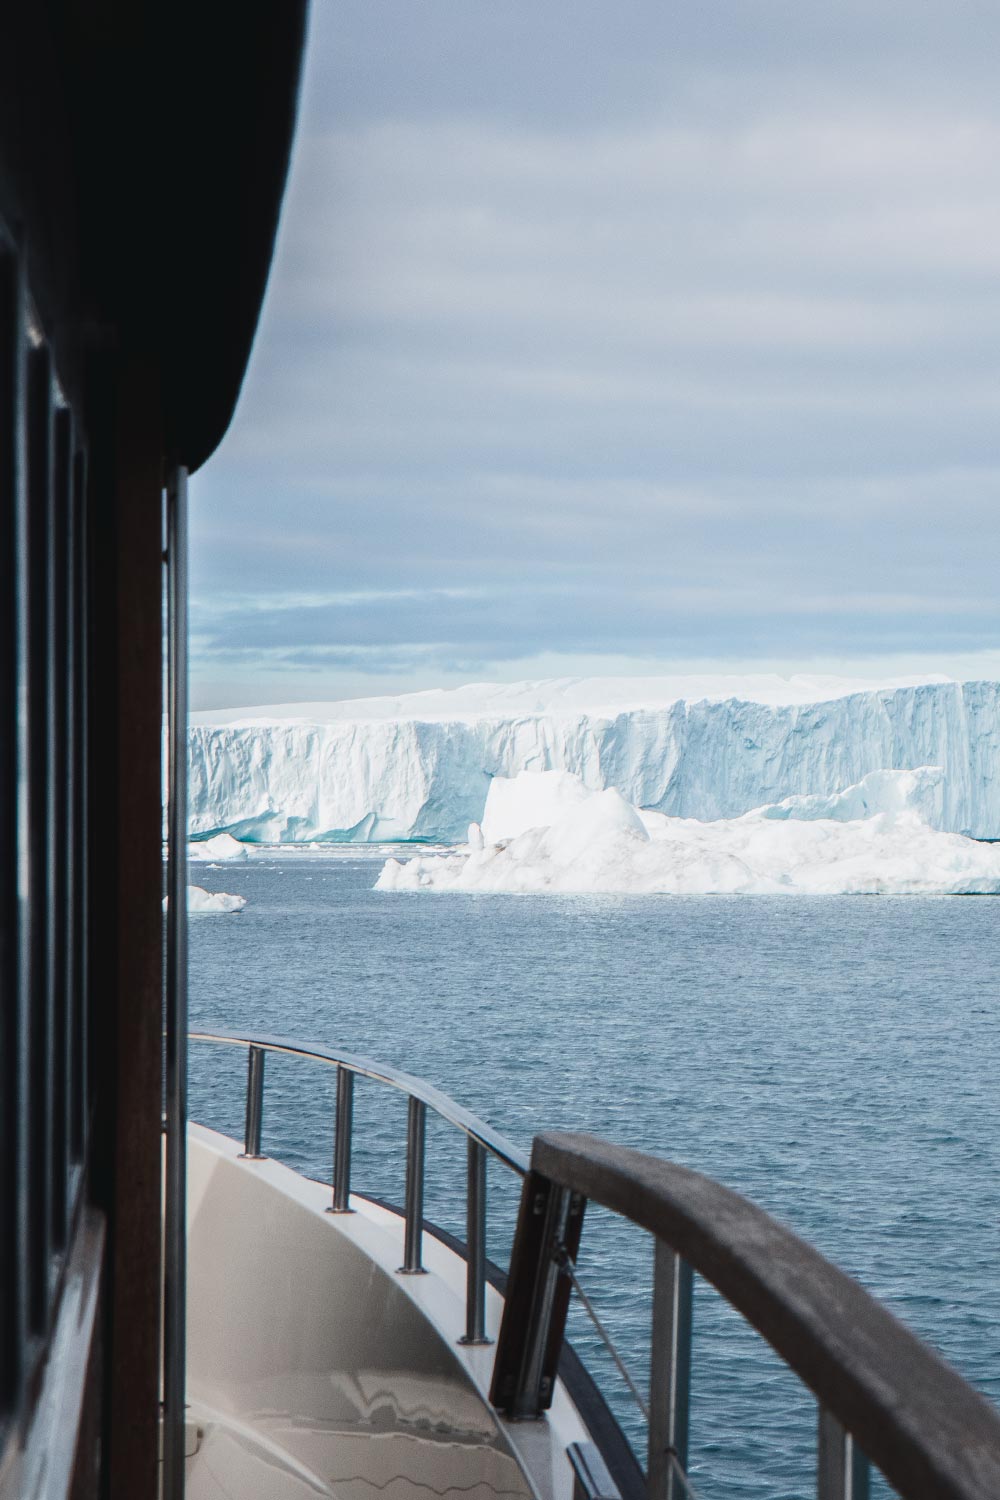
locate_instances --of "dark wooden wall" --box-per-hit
[87,354,164,1500]
[0,5,306,1492]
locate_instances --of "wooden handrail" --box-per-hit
[527,1131,1000,1500]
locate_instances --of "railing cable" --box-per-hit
[560,1251,650,1423]
[666,1451,700,1500]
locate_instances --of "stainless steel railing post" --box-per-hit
[459,1137,490,1344]
[817,1408,870,1500]
[329,1065,354,1213]
[648,1240,693,1500]
[239,1045,266,1159]
[399,1096,427,1273]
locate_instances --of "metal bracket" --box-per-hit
[568,1442,621,1500]
[489,1170,586,1418]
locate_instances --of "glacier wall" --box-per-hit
[187,680,1000,843]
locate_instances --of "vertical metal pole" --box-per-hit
[399,1096,426,1273]
[26,345,54,1337]
[459,1138,490,1344]
[852,1441,870,1499]
[329,1065,354,1213]
[67,445,86,1166]
[817,1408,870,1500]
[50,405,72,1255]
[1,237,27,1412]
[72,445,89,1167]
[240,1046,266,1159]
[648,1241,693,1500]
[163,464,189,1500]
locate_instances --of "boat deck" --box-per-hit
[184,1127,591,1500]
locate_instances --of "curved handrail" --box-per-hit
[188,1032,1000,1498]
[530,1131,1000,1500]
[188,1031,647,1500]
[190,1027,529,1176]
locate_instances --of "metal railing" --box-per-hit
[491,1131,1000,1500]
[189,1033,1000,1500]
[190,1028,529,1346]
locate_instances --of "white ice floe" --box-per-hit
[187,675,1000,843]
[163,885,247,914]
[755,766,946,826]
[188,831,250,862]
[480,768,591,842]
[374,768,1000,898]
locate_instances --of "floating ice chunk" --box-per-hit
[482,769,592,842]
[188,885,246,913]
[539,786,649,866]
[189,832,250,862]
[755,767,945,826]
[375,768,1000,898]
[163,885,247,914]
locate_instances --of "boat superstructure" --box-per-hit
[0,4,306,1495]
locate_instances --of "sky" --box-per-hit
[189,0,1000,710]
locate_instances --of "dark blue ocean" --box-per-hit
[187,850,1000,1500]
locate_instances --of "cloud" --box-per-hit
[191,1,1000,705]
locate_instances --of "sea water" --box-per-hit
[188,849,1000,1500]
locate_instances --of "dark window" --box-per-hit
[0,222,93,1447]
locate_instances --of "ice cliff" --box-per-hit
[188,675,1000,844]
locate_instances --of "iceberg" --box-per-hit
[163,885,247,914]
[188,885,246,914]
[188,831,251,862]
[753,766,946,825]
[375,768,1000,897]
[188,675,1000,844]
[481,768,591,842]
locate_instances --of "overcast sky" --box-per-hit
[189,0,1000,709]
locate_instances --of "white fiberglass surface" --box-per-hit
[185,1127,587,1500]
